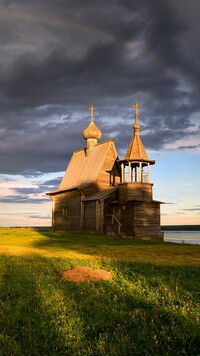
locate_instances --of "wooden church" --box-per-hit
[47,104,164,239]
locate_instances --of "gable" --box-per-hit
[58,139,118,191]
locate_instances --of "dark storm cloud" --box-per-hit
[0,195,48,204]
[177,144,200,150]
[181,208,200,212]
[14,187,41,194]
[13,177,63,194]
[41,177,63,190]
[0,175,62,203]
[28,215,50,219]
[0,117,87,174]
[0,0,199,176]
[0,178,50,203]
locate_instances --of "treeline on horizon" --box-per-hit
[4,225,200,231]
[161,225,200,231]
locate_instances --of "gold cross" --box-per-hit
[89,105,96,122]
[132,102,141,123]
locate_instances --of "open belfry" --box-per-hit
[47,104,164,239]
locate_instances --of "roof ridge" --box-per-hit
[72,138,115,154]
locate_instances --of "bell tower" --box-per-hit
[122,103,155,183]
[119,103,155,202]
[117,103,163,239]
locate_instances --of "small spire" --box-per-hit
[132,102,141,136]
[89,105,96,122]
[132,102,141,125]
[124,102,149,161]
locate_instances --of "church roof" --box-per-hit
[56,139,117,191]
[82,187,118,201]
[124,135,149,161]
[124,103,149,161]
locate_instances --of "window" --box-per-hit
[62,207,68,217]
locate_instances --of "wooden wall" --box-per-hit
[134,202,161,231]
[83,190,118,233]
[120,201,163,239]
[50,186,163,239]
[51,189,81,231]
[84,201,96,232]
[119,182,153,202]
[96,144,121,189]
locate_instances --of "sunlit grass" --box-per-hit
[0,228,200,355]
[0,228,200,265]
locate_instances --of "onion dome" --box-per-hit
[82,106,102,140]
[82,121,102,140]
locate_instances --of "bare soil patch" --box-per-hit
[61,266,112,282]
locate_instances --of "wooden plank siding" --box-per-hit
[134,202,161,231]
[52,189,82,231]
[96,144,121,189]
[119,182,153,202]
[84,201,97,232]
[120,201,163,239]
[83,189,117,233]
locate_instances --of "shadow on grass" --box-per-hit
[0,256,78,355]
[59,261,200,355]
[34,231,163,247]
[31,231,167,254]
[31,231,200,265]
[0,254,199,355]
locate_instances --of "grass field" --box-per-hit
[0,228,200,355]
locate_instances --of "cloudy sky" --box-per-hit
[0,0,199,227]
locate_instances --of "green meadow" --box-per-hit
[0,228,200,355]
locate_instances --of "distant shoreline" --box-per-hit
[161,225,200,231]
[1,225,200,231]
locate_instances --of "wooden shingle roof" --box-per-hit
[124,135,149,161]
[82,187,118,201]
[124,103,149,161]
[58,139,117,191]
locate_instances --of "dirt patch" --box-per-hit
[61,266,112,282]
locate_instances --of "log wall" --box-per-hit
[84,201,97,232]
[52,189,81,231]
[120,201,163,239]
[97,145,121,189]
[119,182,153,202]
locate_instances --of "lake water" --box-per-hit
[164,231,200,245]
